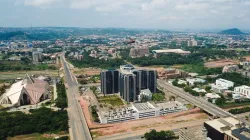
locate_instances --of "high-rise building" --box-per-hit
[100,64,157,102]
[119,73,136,102]
[101,70,119,95]
[32,52,43,62]
[187,40,198,47]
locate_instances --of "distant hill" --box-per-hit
[219,28,244,35]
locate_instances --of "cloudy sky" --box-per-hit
[0,0,250,30]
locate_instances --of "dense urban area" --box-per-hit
[1,27,250,140]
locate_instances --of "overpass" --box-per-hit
[157,79,233,118]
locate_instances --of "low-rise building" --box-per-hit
[234,85,250,98]
[138,89,152,102]
[204,117,246,140]
[211,79,234,93]
[205,93,221,103]
[186,78,206,86]
[158,68,189,79]
[98,101,185,124]
[222,65,239,73]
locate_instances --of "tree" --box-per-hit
[144,129,178,140]
[208,98,213,103]
[169,96,175,101]
[215,98,225,106]
[205,86,211,92]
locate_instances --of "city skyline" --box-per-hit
[0,0,250,30]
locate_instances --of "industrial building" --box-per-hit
[98,101,185,124]
[152,49,191,57]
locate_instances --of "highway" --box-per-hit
[157,79,233,118]
[61,53,92,140]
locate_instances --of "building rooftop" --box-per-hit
[232,127,250,140]
[152,49,191,54]
[153,101,183,109]
[205,117,242,140]
[132,102,155,112]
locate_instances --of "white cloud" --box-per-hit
[24,0,60,6]
[14,0,250,29]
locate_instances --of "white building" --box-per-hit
[234,85,250,98]
[186,78,206,86]
[211,79,234,93]
[0,74,49,107]
[138,89,152,102]
[98,101,185,124]
[193,88,206,93]
[240,61,250,67]
[205,93,221,103]
[187,40,198,47]
[32,52,43,62]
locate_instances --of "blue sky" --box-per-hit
[0,0,250,30]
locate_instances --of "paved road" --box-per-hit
[61,53,92,140]
[157,79,233,118]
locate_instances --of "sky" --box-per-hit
[0,0,250,30]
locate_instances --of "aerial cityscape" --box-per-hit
[1,0,250,140]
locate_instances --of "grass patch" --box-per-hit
[181,63,222,75]
[7,133,54,140]
[90,131,103,138]
[0,105,4,109]
[98,95,124,107]
[220,102,250,109]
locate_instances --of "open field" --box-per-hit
[7,133,53,140]
[79,97,209,139]
[205,59,239,68]
[73,68,101,76]
[243,56,250,61]
[0,70,59,80]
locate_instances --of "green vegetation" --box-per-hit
[152,93,165,102]
[181,63,222,75]
[0,31,69,40]
[128,53,200,67]
[0,60,57,71]
[90,86,98,96]
[144,129,178,140]
[172,79,200,96]
[217,72,250,86]
[68,51,125,69]
[183,86,200,96]
[229,107,250,114]
[90,105,100,122]
[98,95,124,107]
[0,107,68,140]
[55,81,67,110]
[0,84,9,97]
[7,133,55,140]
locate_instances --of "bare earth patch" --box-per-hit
[79,97,209,139]
[204,59,239,68]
